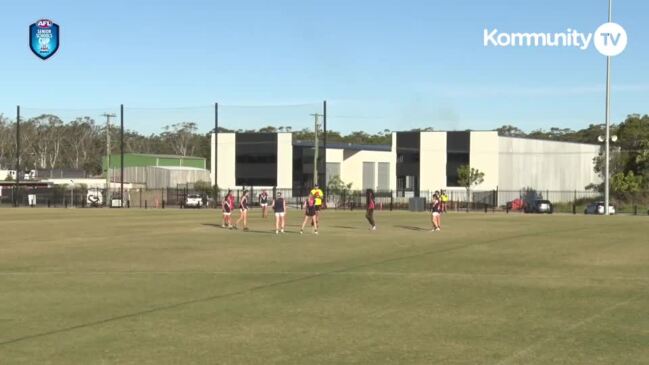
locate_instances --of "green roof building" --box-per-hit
[103,153,206,171]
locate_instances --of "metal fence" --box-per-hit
[2,186,649,215]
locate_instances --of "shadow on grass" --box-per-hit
[331,226,357,230]
[395,225,428,232]
[201,223,225,229]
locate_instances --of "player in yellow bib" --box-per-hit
[310,184,324,225]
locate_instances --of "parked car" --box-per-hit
[184,194,203,208]
[584,201,616,215]
[524,199,553,214]
[506,198,525,211]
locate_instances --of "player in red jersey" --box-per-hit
[222,190,233,229]
[430,191,442,232]
[365,188,377,231]
[299,193,318,235]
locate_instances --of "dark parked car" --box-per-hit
[524,199,553,214]
[584,201,616,215]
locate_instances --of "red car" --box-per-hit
[506,198,525,211]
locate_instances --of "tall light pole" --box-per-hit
[604,0,612,215]
[310,113,323,186]
[102,112,116,204]
[70,179,74,208]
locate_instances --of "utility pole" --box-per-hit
[604,0,612,215]
[102,112,116,204]
[310,113,323,187]
[15,106,20,207]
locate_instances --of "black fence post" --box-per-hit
[390,191,393,211]
[634,205,638,216]
[573,202,576,215]
[145,200,147,209]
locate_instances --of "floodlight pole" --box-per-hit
[214,102,218,188]
[604,0,612,215]
[14,105,20,207]
[102,112,116,204]
[310,113,323,186]
[120,104,124,207]
[323,100,327,192]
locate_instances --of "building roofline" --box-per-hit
[109,153,206,159]
[498,135,601,147]
[293,140,391,152]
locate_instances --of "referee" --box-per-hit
[310,184,324,225]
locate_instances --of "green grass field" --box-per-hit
[0,208,648,364]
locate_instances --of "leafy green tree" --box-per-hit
[326,175,353,208]
[590,114,649,191]
[457,165,485,202]
[496,125,526,137]
[610,171,643,194]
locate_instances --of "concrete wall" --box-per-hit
[342,149,394,191]
[419,132,447,192]
[325,148,395,191]
[498,136,601,191]
[470,131,499,190]
[277,133,293,189]
[216,133,236,189]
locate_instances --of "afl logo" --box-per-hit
[29,18,60,60]
[37,19,53,28]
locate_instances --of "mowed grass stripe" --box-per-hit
[0,224,573,347]
[1,210,647,364]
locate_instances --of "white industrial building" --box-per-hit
[210,131,602,200]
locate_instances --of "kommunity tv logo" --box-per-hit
[483,22,628,56]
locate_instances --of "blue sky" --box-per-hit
[1,0,647,134]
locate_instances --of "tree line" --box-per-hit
[1,112,648,195]
[0,115,210,176]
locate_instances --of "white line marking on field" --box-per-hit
[494,295,641,365]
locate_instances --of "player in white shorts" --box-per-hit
[258,190,269,218]
[222,191,233,229]
[271,192,287,234]
[430,191,442,232]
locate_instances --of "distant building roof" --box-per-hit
[293,140,391,152]
[498,135,600,147]
[36,168,86,179]
[149,166,208,171]
[109,153,205,160]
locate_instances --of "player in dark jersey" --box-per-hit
[228,193,235,220]
[300,193,318,235]
[365,188,377,231]
[222,190,233,229]
[259,190,269,218]
[430,191,442,232]
[235,190,249,231]
[271,192,287,234]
